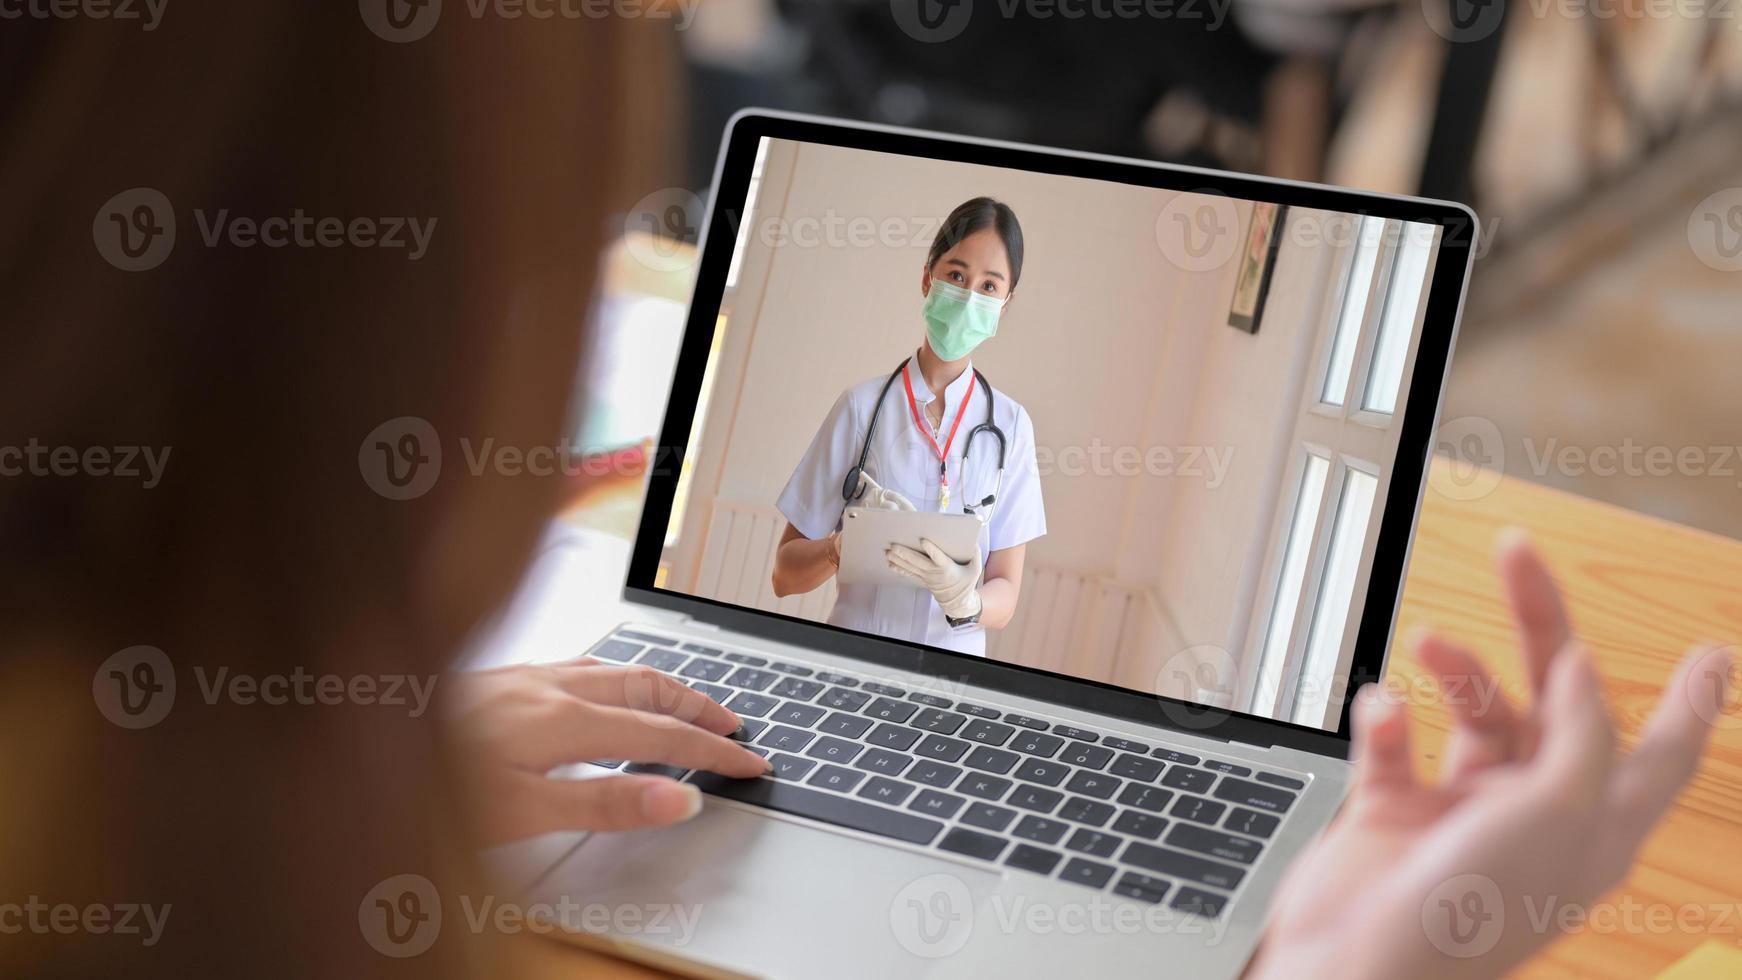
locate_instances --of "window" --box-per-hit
[1362,223,1433,414]
[724,138,770,290]
[1320,216,1383,406]
[1252,453,1330,717]
[1290,467,1377,724]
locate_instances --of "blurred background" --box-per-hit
[587,0,1742,540]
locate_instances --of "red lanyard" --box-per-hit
[902,366,973,508]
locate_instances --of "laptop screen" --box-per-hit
[634,121,1467,737]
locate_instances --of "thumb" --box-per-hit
[542,775,705,833]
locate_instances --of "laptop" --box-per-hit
[519,110,1477,978]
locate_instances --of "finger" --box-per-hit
[886,545,933,576]
[1415,632,1524,778]
[919,539,953,566]
[573,701,770,778]
[857,471,881,495]
[1352,684,1416,791]
[1528,644,1614,807]
[547,663,741,736]
[541,774,706,832]
[1606,646,1732,846]
[1496,528,1573,700]
[888,491,916,512]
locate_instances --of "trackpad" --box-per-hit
[530,801,1005,979]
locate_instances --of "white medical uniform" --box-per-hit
[776,357,1046,655]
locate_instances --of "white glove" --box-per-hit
[887,538,983,621]
[855,471,916,512]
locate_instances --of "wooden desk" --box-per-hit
[540,459,1742,979]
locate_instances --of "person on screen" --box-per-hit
[769,197,1046,656]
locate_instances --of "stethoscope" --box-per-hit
[841,356,1007,523]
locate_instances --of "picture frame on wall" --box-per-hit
[1227,202,1288,334]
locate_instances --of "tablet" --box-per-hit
[836,507,983,588]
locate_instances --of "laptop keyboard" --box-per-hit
[587,629,1308,918]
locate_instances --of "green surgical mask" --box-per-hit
[922,279,1004,362]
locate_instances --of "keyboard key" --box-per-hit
[690,770,942,845]
[730,718,769,742]
[768,662,813,677]
[960,802,1017,832]
[867,723,923,751]
[1160,767,1217,794]
[805,736,864,764]
[958,773,1013,801]
[1008,785,1063,813]
[1167,823,1263,864]
[685,643,725,658]
[861,682,907,697]
[623,762,686,778]
[679,659,730,682]
[818,712,874,739]
[1224,807,1280,839]
[1201,759,1252,777]
[726,667,778,691]
[1111,809,1168,840]
[592,639,642,662]
[1004,713,1048,730]
[1256,772,1306,791]
[857,776,915,805]
[914,734,970,763]
[912,709,967,734]
[727,691,779,718]
[635,648,688,672]
[1102,736,1150,754]
[1059,857,1116,889]
[689,681,732,702]
[1112,871,1170,904]
[1004,844,1062,875]
[616,630,676,647]
[908,692,953,708]
[1013,758,1069,787]
[1010,731,1065,757]
[767,753,816,781]
[961,720,1016,746]
[963,746,1019,774]
[819,687,871,711]
[758,726,816,753]
[1064,828,1120,858]
[938,827,1008,862]
[1013,815,1069,844]
[1110,754,1164,782]
[853,748,914,777]
[770,677,824,701]
[1060,742,1113,770]
[1212,777,1297,814]
[807,764,865,793]
[1121,841,1246,891]
[865,697,918,723]
[1116,784,1174,813]
[957,703,1001,719]
[1057,797,1115,827]
[814,672,858,686]
[908,790,966,818]
[770,703,826,727]
[1169,796,1227,825]
[908,760,962,788]
[1170,887,1228,918]
[1052,726,1100,743]
[720,650,765,665]
[1151,749,1201,765]
[1064,771,1121,800]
